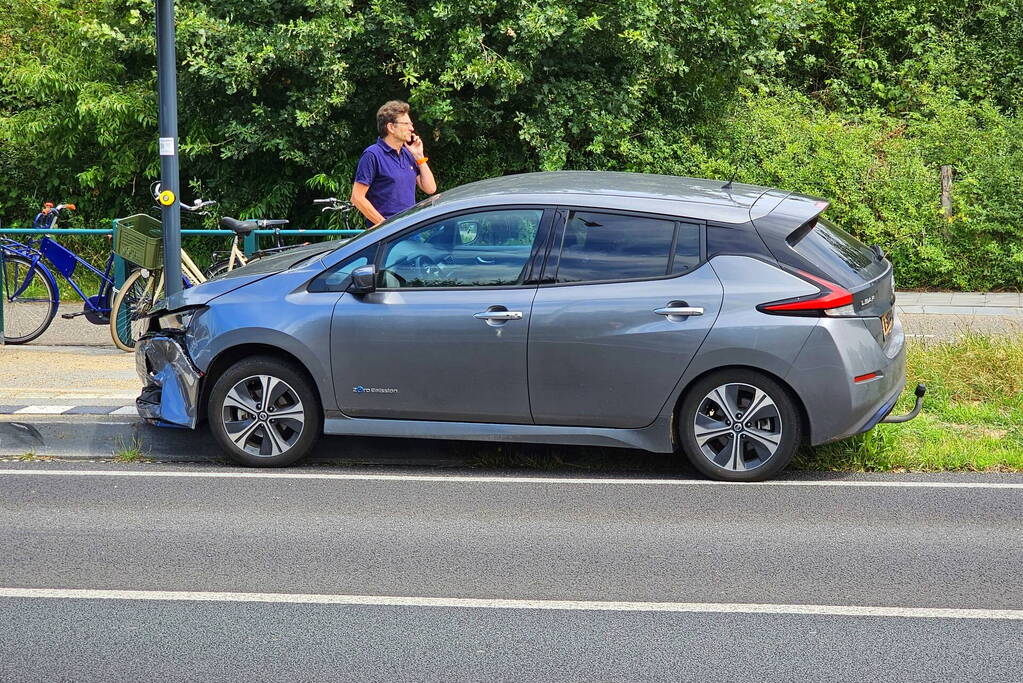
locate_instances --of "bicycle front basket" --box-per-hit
[113,214,164,270]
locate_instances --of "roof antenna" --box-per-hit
[722,134,754,191]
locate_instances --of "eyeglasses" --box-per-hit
[391,121,413,127]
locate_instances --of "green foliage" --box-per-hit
[0,0,774,219]
[778,0,1023,113]
[690,88,1023,289]
[1,0,1021,287]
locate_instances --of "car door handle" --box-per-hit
[474,310,523,321]
[476,256,495,264]
[654,306,704,317]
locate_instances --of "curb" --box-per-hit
[0,416,218,460]
[896,305,1023,317]
[0,416,476,466]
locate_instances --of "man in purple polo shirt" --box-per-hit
[351,100,437,226]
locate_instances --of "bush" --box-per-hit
[687,88,1023,290]
[0,0,780,223]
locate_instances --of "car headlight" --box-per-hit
[158,306,204,331]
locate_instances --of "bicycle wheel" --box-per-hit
[1,254,58,344]
[110,268,162,352]
[203,259,231,280]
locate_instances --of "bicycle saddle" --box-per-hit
[221,217,290,234]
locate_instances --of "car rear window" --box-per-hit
[788,216,886,287]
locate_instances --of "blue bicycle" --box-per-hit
[1,202,118,344]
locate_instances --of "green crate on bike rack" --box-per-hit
[113,214,164,270]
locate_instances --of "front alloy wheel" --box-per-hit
[222,375,306,458]
[208,356,321,467]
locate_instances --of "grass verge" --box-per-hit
[796,333,1023,472]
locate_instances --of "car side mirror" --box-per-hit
[349,264,377,294]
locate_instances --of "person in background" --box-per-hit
[351,100,437,226]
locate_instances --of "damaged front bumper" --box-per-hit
[136,333,203,428]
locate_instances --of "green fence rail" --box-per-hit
[0,226,362,257]
[0,225,364,342]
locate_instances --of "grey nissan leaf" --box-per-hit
[135,171,923,481]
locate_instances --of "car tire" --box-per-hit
[207,355,322,467]
[678,369,803,482]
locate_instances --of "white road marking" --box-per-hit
[108,406,139,416]
[0,468,1021,489]
[52,394,135,400]
[13,406,73,415]
[0,588,1019,620]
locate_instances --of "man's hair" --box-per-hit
[377,100,410,137]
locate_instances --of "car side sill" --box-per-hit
[323,412,675,453]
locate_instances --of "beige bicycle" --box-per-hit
[108,206,289,351]
[108,216,210,352]
[202,216,292,279]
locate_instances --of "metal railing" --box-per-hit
[1,224,362,255]
[0,223,364,342]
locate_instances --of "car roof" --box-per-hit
[320,172,801,269]
[428,171,778,216]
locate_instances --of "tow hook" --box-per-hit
[881,384,926,424]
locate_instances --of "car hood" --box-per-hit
[154,240,343,312]
[213,239,346,280]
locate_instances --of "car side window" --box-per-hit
[308,245,378,292]
[377,209,544,288]
[672,222,701,274]
[554,211,678,283]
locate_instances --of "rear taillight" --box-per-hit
[758,271,854,316]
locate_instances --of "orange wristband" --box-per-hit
[416,156,429,165]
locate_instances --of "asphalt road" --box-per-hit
[1,463,1021,681]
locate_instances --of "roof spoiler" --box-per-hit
[750,192,831,244]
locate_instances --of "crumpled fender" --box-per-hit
[136,334,203,428]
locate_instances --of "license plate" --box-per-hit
[881,309,894,338]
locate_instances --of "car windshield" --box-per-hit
[338,193,444,250]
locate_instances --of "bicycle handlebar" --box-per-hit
[41,203,76,213]
[181,199,217,213]
[151,182,216,213]
[313,197,354,213]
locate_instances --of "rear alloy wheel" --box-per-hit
[207,356,322,467]
[678,369,802,482]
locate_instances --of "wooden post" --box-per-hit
[940,165,954,219]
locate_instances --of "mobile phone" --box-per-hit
[407,133,418,145]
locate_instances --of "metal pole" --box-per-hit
[155,0,182,296]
